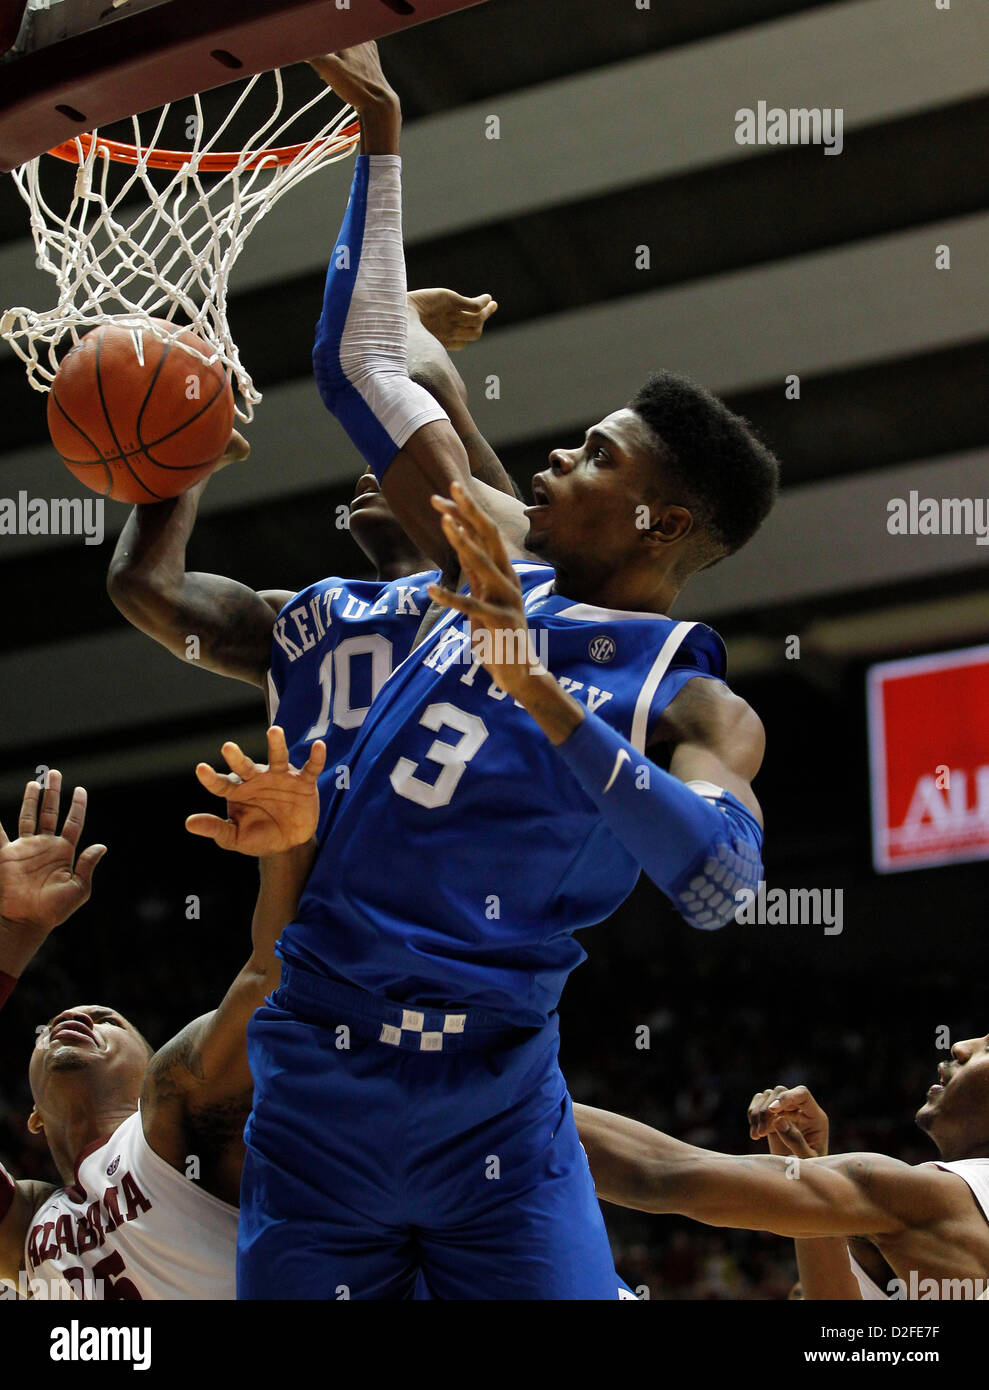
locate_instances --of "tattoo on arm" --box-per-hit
[145,1033,201,1107]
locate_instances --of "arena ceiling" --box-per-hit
[0,0,986,804]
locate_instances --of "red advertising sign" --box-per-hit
[868,645,989,873]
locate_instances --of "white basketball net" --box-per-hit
[0,70,357,422]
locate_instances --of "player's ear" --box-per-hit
[646,503,693,544]
[27,1107,44,1135]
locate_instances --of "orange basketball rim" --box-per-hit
[47,120,361,172]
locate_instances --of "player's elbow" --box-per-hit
[106,553,156,615]
[679,895,738,933]
[242,954,279,1003]
[673,842,762,932]
[671,794,764,932]
[409,357,466,409]
[106,555,178,641]
[106,552,142,610]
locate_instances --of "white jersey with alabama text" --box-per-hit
[849,1157,989,1300]
[25,1108,237,1300]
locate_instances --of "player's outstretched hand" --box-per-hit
[0,772,107,935]
[408,289,498,351]
[428,481,542,701]
[748,1084,830,1158]
[186,726,326,857]
[308,42,397,111]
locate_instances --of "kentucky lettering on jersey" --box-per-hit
[280,568,728,1027]
[271,575,434,665]
[269,571,437,833]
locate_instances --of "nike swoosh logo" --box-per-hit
[604,748,630,793]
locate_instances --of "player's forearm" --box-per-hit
[249,839,318,971]
[408,335,514,499]
[407,307,468,410]
[175,841,319,1100]
[581,1105,898,1240]
[357,90,401,157]
[572,1103,785,1229]
[514,668,585,745]
[576,1105,812,1230]
[512,677,762,930]
[107,483,207,616]
[0,919,48,986]
[0,1165,31,1284]
[574,1103,704,1211]
[313,145,471,574]
[577,1105,809,1231]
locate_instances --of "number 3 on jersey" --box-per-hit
[389,703,489,809]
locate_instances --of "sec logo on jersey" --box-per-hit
[588,635,616,663]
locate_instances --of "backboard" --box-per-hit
[0,0,488,172]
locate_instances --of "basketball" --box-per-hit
[47,319,235,503]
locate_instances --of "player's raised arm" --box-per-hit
[407,290,517,498]
[308,45,529,573]
[106,433,292,689]
[141,729,323,1170]
[572,1102,966,1242]
[0,775,106,1284]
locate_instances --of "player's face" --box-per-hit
[915,1031,989,1149]
[28,1004,149,1116]
[525,409,671,593]
[347,468,424,572]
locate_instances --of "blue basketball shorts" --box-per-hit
[237,964,621,1300]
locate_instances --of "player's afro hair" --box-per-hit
[629,371,780,562]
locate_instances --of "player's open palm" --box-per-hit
[0,772,107,933]
[748,1084,830,1158]
[186,726,326,857]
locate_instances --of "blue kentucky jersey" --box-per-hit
[279,563,729,1027]
[268,569,438,834]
